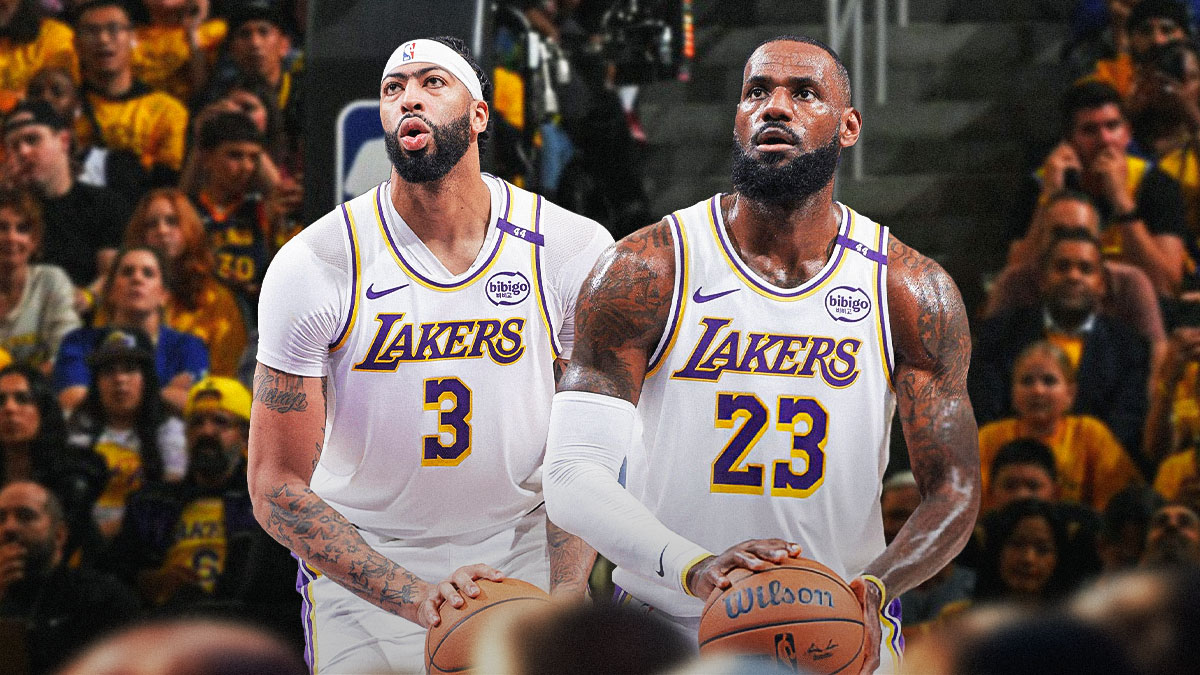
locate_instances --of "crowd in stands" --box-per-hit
[900,0,1200,668]
[0,0,311,670]
[5,0,1200,671]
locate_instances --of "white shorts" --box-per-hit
[614,587,904,674]
[297,508,551,674]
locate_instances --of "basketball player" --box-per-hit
[543,36,981,672]
[248,36,610,673]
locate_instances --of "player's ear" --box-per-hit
[471,100,489,136]
[839,107,861,149]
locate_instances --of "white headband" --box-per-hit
[381,38,484,101]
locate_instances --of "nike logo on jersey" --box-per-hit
[692,287,740,303]
[366,283,409,300]
[656,545,667,577]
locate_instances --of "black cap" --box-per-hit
[86,328,155,372]
[3,100,68,137]
[228,0,290,35]
[1129,0,1192,35]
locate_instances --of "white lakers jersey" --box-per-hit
[615,195,896,617]
[258,176,611,540]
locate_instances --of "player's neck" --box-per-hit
[389,159,492,275]
[725,187,842,286]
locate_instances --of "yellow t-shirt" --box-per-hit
[1157,147,1200,269]
[979,415,1142,511]
[1045,332,1085,371]
[77,85,189,171]
[159,496,225,603]
[0,18,76,113]
[165,277,247,377]
[1153,449,1198,501]
[133,19,226,102]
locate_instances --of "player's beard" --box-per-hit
[385,109,472,184]
[731,127,841,207]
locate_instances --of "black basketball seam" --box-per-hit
[697,617,865,649]
[829,638,866,674]
[428,596,552,671]
[700,566,855,622]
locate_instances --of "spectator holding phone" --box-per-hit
[1129,41,1200,158]
[1028,81,1188,296]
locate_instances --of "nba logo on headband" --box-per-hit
[402,41,416,62]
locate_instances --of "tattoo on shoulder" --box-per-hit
[253,365,310,414]
[566,220,676,400]
[887,237,971,373]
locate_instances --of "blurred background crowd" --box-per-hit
[3,0,1200,673]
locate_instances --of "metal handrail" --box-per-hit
[828,0,903,180]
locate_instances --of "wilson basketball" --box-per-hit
[698,558,866,674]
[425,577,552,674]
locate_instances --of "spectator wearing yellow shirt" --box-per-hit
[214,0,301,156]
[978,341,1143,512]
[1145,325,1200,506]
[124,188,247,377]
[1033,82,1188,296]
[0,0,76,113]
[72,0,188,187]
[133,0,227,104]
[1086,0,1191,100]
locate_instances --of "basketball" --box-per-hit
[425,577,552,674]
[698,558,866,674]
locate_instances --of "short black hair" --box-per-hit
[1103,485,1165,538]
[4,0,44,44]
[1040,226,1103,271]
[430,35,492,151]
[1060,81,1126,136]
[751,35,852,104]
[198,111,265,152]
[992,439,1057,481]
[71,0,132,26]
[1129,0,1192,36]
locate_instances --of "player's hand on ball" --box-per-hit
[686,539,801,600]
[848,576,883,674]
[418,563,506,628]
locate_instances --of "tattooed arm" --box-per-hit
[849,237,981,671]
[248,363,492,627]
[556,218,676,401]
[547,519,596,597]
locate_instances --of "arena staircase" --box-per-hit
[639,0,1074,312]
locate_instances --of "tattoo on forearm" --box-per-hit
[872,238,980,598]
[262,483,423,614]
[253,366,309,413]
[548,520,597,594]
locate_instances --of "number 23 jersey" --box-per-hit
[620,195,896,616]
[257,177,611,539]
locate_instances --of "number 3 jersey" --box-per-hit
[257,176,611,540]
[619,195,896,617]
